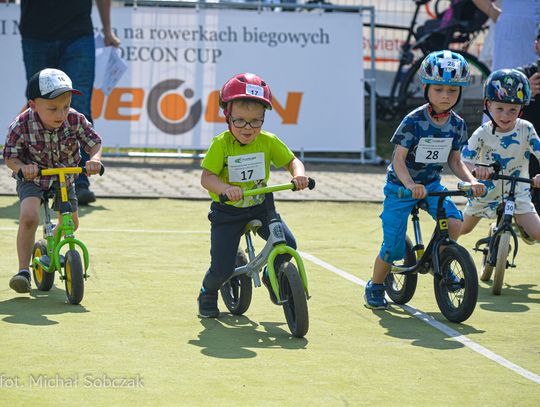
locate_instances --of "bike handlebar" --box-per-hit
[474,162,533,185]
[397,182,473,199]
[17,165,106,181]
[219,178,316,204]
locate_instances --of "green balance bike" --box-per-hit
[386,182,479,323]
[18,166,104,304]
[219,179,315,338]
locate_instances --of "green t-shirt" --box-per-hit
[202,130,295,207]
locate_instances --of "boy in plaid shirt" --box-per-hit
[3,68,102,293]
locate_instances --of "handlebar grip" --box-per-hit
[292,177,316,191]
[82,164,106,176]
[16,168,43,180]
[397,187,412,199]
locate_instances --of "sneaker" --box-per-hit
[446,270,462,293]
[364,280,388,310]
[262,266,279,305]
[76,185,96,206]
[197,288,220,318]
[9,270,31,293]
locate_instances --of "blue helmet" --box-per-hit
[484,69,531,105]
[419,50,470,87]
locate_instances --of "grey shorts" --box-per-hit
[16,181,78,212]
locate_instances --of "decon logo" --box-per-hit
[146,79,202,134]
[91,80,303,133]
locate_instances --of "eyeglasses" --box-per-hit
[230,117,264,128]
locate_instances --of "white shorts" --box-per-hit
[464,193,536,218]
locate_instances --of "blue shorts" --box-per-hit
[378,181,463,263]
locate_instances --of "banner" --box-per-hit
[0,5,365,152]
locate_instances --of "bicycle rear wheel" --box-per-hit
[433,244,478,323]
[492,232,511,295]
[279,262,309,338]
[398,51,490,119]
[32,239,55,291]
[385,236,418,304]
[220,249,252,315]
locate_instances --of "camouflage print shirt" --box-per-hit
[3,108,102,190]
[386,104,468,186]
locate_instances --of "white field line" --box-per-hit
[0,227,208,234]
[299,251,540,385]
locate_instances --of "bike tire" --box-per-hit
[397,51,490,117]
[492,232,511,295]
[220,249,252,315]
[64,250,84,305]
[385,236,418,304]
[480,223,496,281]
[279,262,309,338]
[32,239,55,291]
[433,244,478,323]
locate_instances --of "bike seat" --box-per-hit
[244,219,263,234]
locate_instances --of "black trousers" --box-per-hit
[202,200,296,292]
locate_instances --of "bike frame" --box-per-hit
[391,186,473,279]
[32,168,90,278]
[223,181,313,303]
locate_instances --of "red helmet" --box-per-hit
[219,73,273,115]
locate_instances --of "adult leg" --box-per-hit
[59,35,96,203]
[21,38,60,80]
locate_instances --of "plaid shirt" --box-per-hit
[3,108,102,190]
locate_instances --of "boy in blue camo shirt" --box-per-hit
[364,50,485,310]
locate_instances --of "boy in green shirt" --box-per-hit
[198,72,309,318]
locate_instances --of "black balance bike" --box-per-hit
[385,182,478,323]
[473,162,537,295]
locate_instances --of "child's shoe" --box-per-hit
[197,287,220,318]
[9,270,31,293]
[446,270,462,293]
[262,266,279,305]
[364,280,388,310]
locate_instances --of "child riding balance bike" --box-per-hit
[196,73,310,333]
[460,69,540,294]
[3,68,103,300]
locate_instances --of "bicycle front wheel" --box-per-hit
[64,250,84,305]
[492,232,511,295]
[385,236,418,304]
[279,262,309,338]
[220,249,252,315]
[398,51,490,119]
[433,244,478,323]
